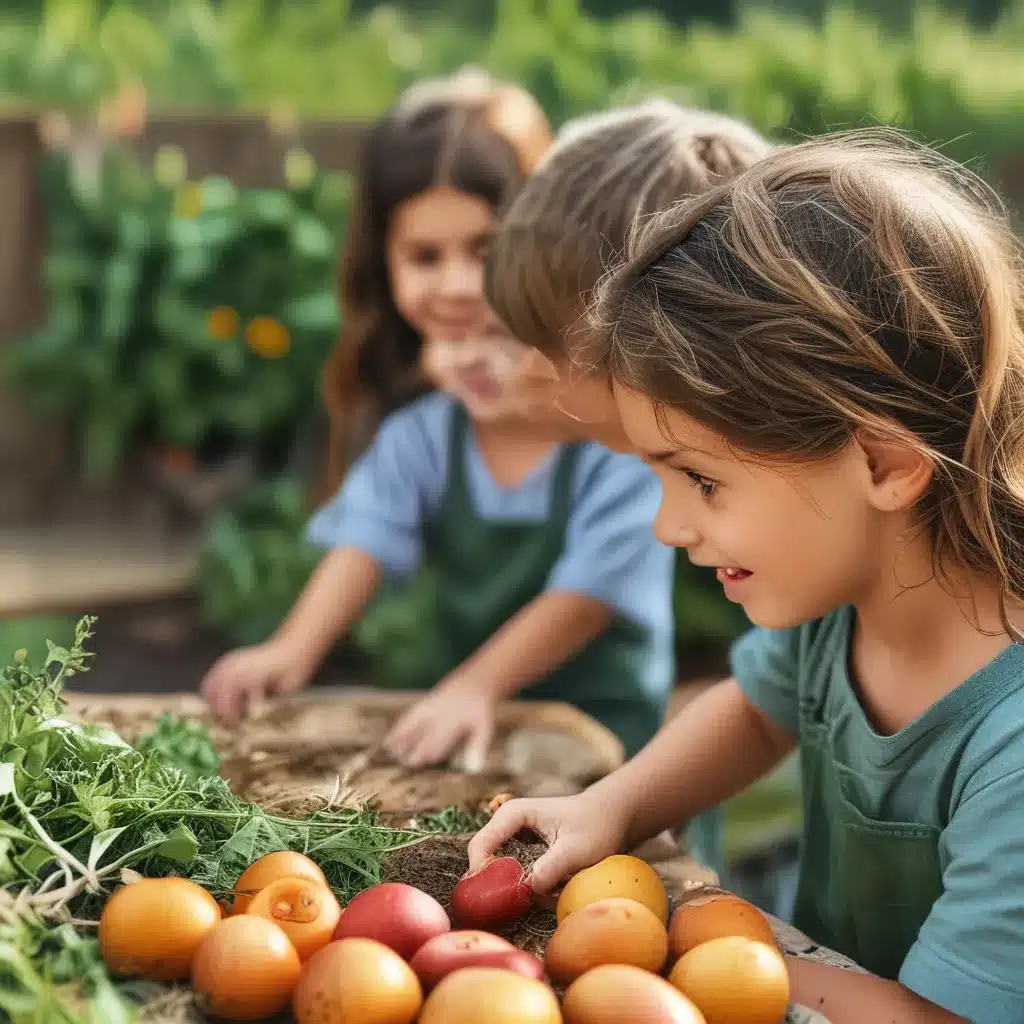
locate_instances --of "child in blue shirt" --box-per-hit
[472,131,1024,1023]
[202,70,676,770]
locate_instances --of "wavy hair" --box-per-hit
[586,128,1024,636]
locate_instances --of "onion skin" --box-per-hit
[231,850,328,915]
[292,937,423,1024]
[332,882,451,960]
[99,877,221,982]
[246,876,342,961]
[191,915,302,1021]
[410,930,544,991]
[450,857,533,929]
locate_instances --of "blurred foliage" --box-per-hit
[9,0,1024,650]
[198,476,323,646]
[1,0,1023,173]
[4,146,349,477]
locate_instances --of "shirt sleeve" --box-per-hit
[304,397,449,578]
[544,449,675,625]
[899,723,1024,1022]
[729,625,802,734]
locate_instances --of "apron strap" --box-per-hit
[548,442,583,531]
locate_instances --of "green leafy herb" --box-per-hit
[136,713,220,782]
[0,617,476,1021]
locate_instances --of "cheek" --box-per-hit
[388,261,432,327]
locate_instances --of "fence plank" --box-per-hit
[0,116,70,524]
[127,115,367,186]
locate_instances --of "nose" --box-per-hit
[653,498,701,550]
[438,255,483,301]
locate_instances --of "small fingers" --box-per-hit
[466,800,534,872]
[403,721,466,768]
[461,716,494,776]
[382,707,426,762]
[526,845,580,896]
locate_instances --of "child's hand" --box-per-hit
[383,677,497,771]
[201,640,310,724]
[467,791,630,895]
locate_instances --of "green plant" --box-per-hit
[198,476,322,646]
[5,146,349,477]
[0,617,483,1021]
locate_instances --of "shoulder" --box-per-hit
[954,653,1024,803]
[375,391,455,444]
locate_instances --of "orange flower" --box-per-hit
[174,182,204,219]
[245,316,291,359]
[206,306,239,341]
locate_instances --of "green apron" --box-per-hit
[399,404,664,758]
[355,404,723,871]
[792,700,944,980]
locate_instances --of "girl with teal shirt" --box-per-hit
[471,131,1024,1023]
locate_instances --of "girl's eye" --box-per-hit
[683,469,717,497]
[409,246,440,266]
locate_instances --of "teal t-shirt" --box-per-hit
[731,605,1024,1023]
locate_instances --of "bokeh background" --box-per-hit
[0,0,1021,912]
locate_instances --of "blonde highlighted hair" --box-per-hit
[319,68,551,496]
[586,128,1024,635]
[486,100,774,355]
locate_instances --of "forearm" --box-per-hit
[786,957,968,1023]
[274,546,381,675]
[587,678,796,849]
[453,590,612,701]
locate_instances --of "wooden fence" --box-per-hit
[0,112,1022,526]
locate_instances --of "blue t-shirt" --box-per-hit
[732,608,1024,1023]
[307,392,676,702]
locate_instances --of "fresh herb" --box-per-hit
[0,616,474,1021]
[136,713,221,783]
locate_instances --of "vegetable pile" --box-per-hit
[2,618,798,1022]
[90,845,792,1023]
[0,618,481,1022]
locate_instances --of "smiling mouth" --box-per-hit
[716,567,753,583]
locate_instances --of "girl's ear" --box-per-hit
[855,429,934,513]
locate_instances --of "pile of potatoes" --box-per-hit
[537,855,790,1024]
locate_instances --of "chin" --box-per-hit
[740,603,816,631]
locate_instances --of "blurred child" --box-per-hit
[471,129,1024,1022]
[488,101,773,450]
[486,99,775,873]
[202,71,677,773]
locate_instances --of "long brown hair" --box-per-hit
[320,69,551,496]
[586,128,1024,637]
[486,100,774,356]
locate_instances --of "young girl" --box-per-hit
[202,71,678,773]
[470,129,1024,1023]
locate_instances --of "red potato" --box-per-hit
[333,883,451,960]
[410,930,545,991]
[450,857,533,929]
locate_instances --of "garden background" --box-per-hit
[0,0,1022,906]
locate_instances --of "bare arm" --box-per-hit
[787,958,968,1024]
[275,546,382,676]
[383,591,612,769]
[451,589,612,699]
[468,677,796,888]
[590,678,797,849]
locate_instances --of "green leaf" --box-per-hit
[0,762,16,798]
[86,826,128,874]
[152,824,199,867]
